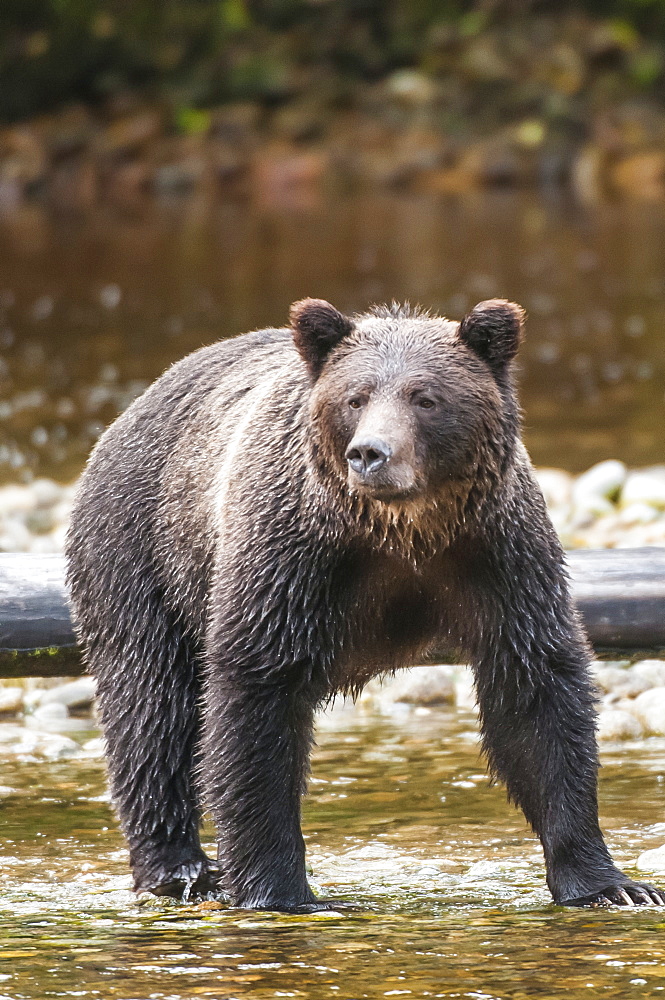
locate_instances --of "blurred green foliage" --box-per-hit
[2,0,665,121]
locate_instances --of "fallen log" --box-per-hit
[0,549,664,677]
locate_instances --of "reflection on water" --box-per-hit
[2,704,665,999]
[1,191,665,485]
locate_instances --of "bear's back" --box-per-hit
[66,326,302,636]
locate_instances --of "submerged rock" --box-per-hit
[0,723,80,758]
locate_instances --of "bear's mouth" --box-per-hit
[347,478,421,505]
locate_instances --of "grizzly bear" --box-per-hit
[66,298,663,911]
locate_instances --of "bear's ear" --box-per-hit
[290,298,354,377]
[458,299,525,374]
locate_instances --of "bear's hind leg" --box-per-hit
[92,616,218,901]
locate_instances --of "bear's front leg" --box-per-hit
[470,517,664,908]
[474,643,664,907]
[202,673,325,911]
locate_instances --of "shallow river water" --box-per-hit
[1,190,665,483]
[2,704,665,1000]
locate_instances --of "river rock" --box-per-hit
[0,723,26,745]
[454,669,477,710]
[572,459,627,504]
[383,665,455,705]
[594,661,665,699]
[31,477,64,507]
[37,677,97,709]
[596,709,642,741]
[534,468,573,510]
[591,664,631,694]
[0,724,79,759]
[632,661,665,689]
[636,846,665,873]
[24,730,81,759]
[26,702,93,733]
[0,485,36,515]
[620,468,665,510]
[385,69,437,106]
[0,518,33,551]
[568,495,615,530]
[32,701,69,722]
[0,687,23,714]
[617,502,661,525]
[631,687,665,736]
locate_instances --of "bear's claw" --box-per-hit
[561,882,664,908]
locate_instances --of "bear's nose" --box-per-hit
[346,438,392,477]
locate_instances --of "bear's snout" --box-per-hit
[345,438,392,478]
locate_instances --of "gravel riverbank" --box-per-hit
[1,458,664,745]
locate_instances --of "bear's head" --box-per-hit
[291,297,524,510]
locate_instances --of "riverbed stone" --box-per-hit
[633,660,665,688]
[381,665,455,705]
[0,723,80,758]
[597,709,642,741]
[617,502,661,525]
[591,663,631,694]
[0,484,36,515]
[31,477,64,508]
[0,687,23,714]
[572,459,627,504]
[0,723,27,745]
[631,687,665,736]
[594,661,665,699]
[620,468,665,510]
[569,495,615,530]
[32,701,69,721]
[37,677,97,710]
[533,467,573,509]
[454,669,477,710]
[636,845,665,873]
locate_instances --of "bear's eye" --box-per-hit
[416,397,436,410]
[348,397,364,410]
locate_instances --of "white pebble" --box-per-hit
[631,687,665,736]
[0,723,26,744]
[99,284,122,309]
[621,468,665,510]
[569,496,615,529]
[633,661,665,689]
[31,477,63,507]
[0,519,33,551]
[32,702,69,721]
[597,709,642,741]
[37,677,96,709]
[0,687,23,714]
[637,845,665,873]
[534,468,573,509]
[384,665,455,705]
[618,502,661,526]
[572,460,627,504]
[0,484,36,516]
[454,670,477,711]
